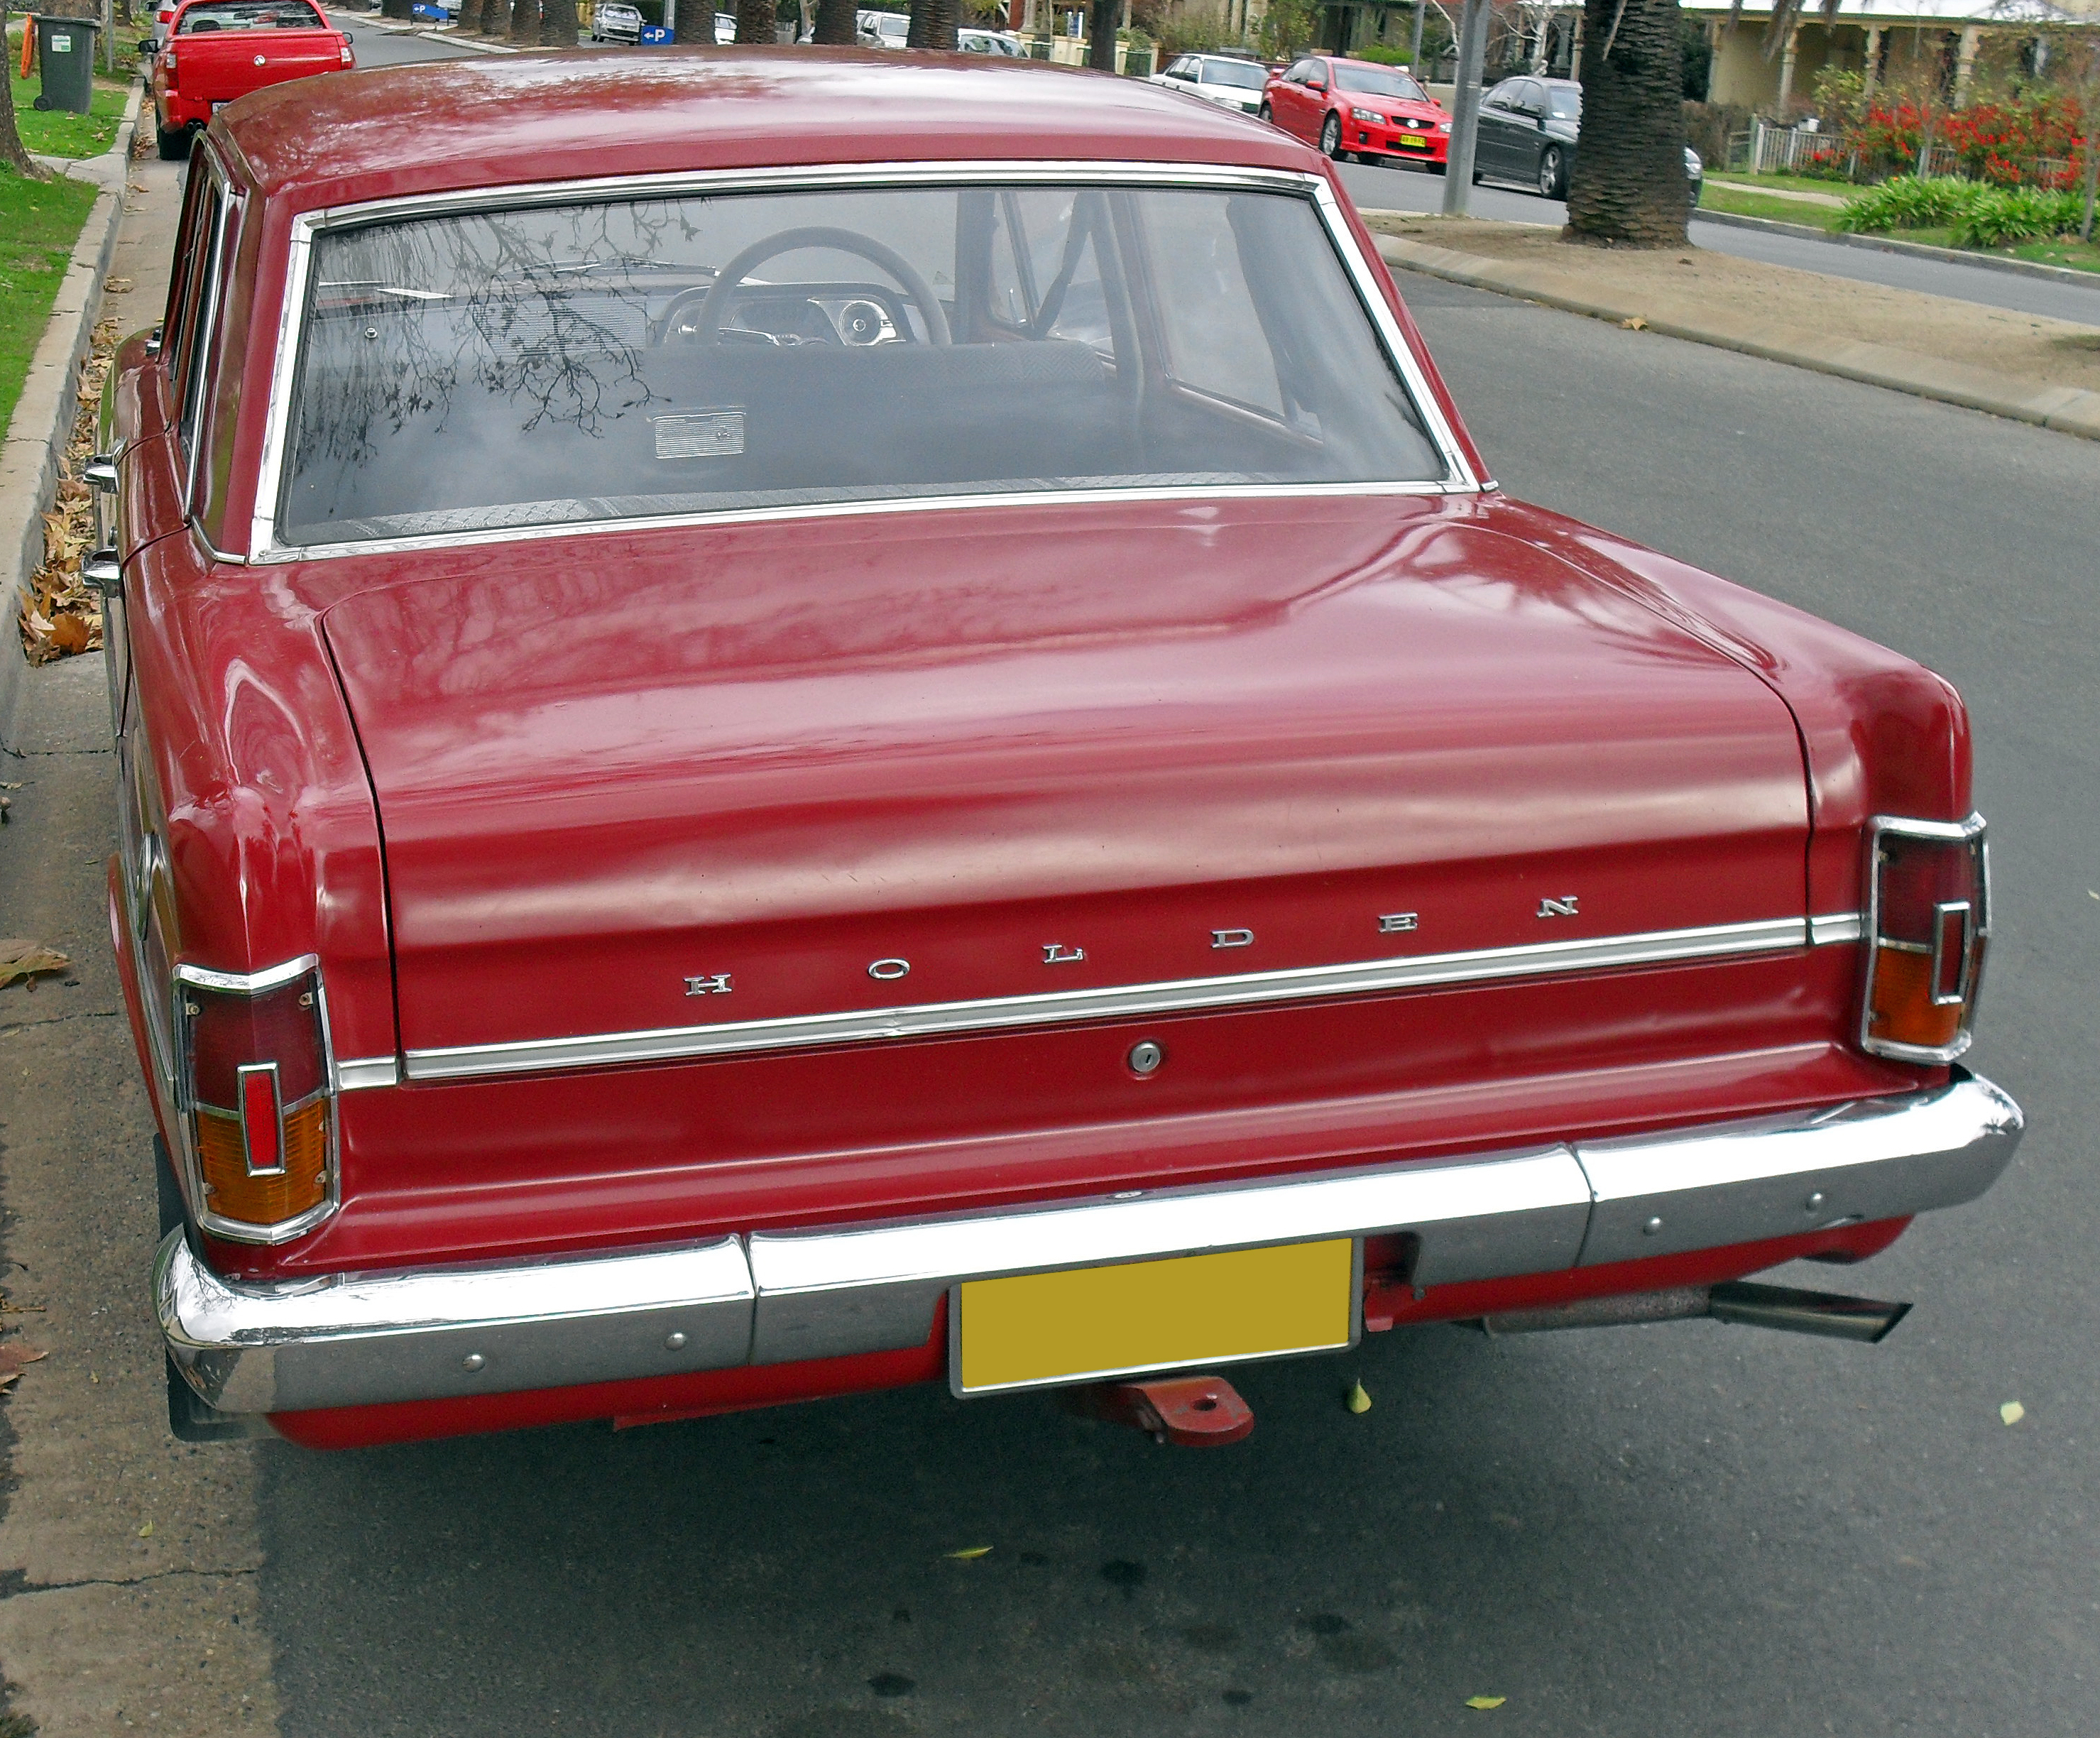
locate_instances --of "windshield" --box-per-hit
[1201,60,1267,88]
[280,183,1446,547]
[178,0,323,28]
[1548,87,1580,119]
[1333,65,1426,100]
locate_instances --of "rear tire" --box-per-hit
[1538,145,1565,200]
[1320,111,1342,158]
[1257,100,1272,124]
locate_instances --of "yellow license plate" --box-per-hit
[1399,133,1428,148]
[953,1237,1356,1394]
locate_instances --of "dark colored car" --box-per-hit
[1262,54,1450,170]
[1473,75,1702,203]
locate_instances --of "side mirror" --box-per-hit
[1306,77,1325,91]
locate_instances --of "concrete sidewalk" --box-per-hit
[1368,215,2100,443]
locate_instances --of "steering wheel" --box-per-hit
[656,226,952,347]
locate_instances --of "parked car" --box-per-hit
[102,52,2019,1451]
[955,26,1024,54]
[1149,50,1269,116]
[1262,53,1449,169]
[148,0,351,160]
[856,7,907,45]
[589,1,642,40]
[1474,75,1702,203]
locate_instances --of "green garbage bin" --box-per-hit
[32,16,101,116]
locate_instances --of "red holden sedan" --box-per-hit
[92,52,2020,1452]
[1262,53,1450,169]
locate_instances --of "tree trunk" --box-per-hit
[2082,125,2098,244]
[540,0,577,42]
[672,0,708,43]
[907,0,956,48]
[456,0,483,33]
[381,0,413,18]
[508,0,540,40]
[811,0,854,43]
[482,0,515,34]
[735,0,771,42]
[1563,0,1688,247]
[1085,0,1115,67]
[0,1,44,179]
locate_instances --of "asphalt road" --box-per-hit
[241,285,2096,1737]
[1334,156,2100,326]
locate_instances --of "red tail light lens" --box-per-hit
[174,958,337,1240]
[1861,816,1989,1063]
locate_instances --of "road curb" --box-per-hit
[1693,206,2100,290]
[1372,231,2100,446]
[0,88,140,754]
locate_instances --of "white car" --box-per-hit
[714,8,735,40]
[1149,51,1269,114]
[855,7,908,45]
[589,1,642,41]
[956,26,1023,53]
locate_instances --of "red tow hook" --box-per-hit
[1059,1374,1256,1446]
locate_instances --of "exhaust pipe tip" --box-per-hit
[1706,1280,1911,1345]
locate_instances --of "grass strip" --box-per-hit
[1699,183,2100,274]
[1698,186,1847,230]
[0,165,102,436]
[6,22,134,159]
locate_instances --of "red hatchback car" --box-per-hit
[90,53,2020,1452]
[1262,53,1450,169]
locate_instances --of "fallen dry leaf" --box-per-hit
[944,1546,993,1561]
[1465,1695,1506,1710]
[1620,316,1648,330]
[0,1345,47,1384]
[105,277,133,293]
[2001,1401,2025,1426]
[137,1521,154,1538]
[1346,1380,1372,1414]
[0,940,71,989]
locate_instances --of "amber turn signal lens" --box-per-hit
[195,1100,329,1226]
[1866,943,1968,1052]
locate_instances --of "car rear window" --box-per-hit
[178,0,324,28]
[277,182,1448,547]
[1200,60,1267,88]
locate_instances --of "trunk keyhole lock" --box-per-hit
[1127,1040,1164,1076]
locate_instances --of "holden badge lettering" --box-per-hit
[1211,928,1255,949]
[1537,896,1580,919]
[1378,912,1418,934]
[1043,943,1086,965]
[684,973,733,996]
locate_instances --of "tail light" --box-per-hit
[173,956,337,1242]
[338,36,353,63]
[1861,815,1989,1063]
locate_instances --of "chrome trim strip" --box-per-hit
[158,1232,755,1413]
[334,1055,400,1092]
[160,1073,2023,1413]
[174,954,319,994]
[1809,912,1864,946]
[750,1147,1590,1367]
[403,918,1810,1083]
[248,158,1478,564]
[1573,1069,2020,1267]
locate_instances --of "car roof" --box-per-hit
[215,50,1316,205]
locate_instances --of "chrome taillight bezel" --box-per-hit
[171,954,342,1244]
[1859,813,1991,1065]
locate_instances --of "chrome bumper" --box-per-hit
[159,1071,2023,1416]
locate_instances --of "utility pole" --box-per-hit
[1440,0,1489,216]
[1408,0,1425,72]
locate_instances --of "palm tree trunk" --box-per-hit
[540,0,577,41]
[906,0,956,48]
[1563,0,1688,246]
[735,0,772,41]
[456,0,484,31]
[381,0,412,18]
[1085,0,1115,67]
[811,0,853,43]
[508,0,540,40]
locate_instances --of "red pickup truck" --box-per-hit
[150,0,351,160]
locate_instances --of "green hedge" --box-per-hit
[1839,175,2086,248]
